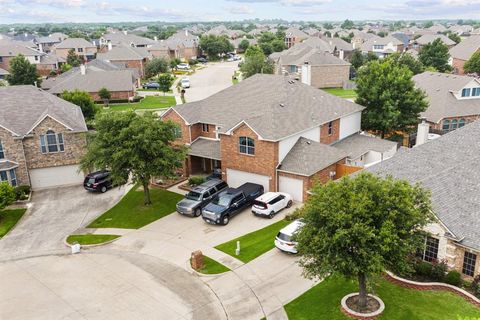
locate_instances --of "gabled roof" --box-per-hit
[449,35,480,60]
[0,85,87,135]
[170,74,364,141]
[415,34,455,46]
[326,37,354,51]
[285,27,309,39]
[279,47,350,67]
[361,35,403,51]
[0,40,44,57]
[55,38,95,49]
[102,33,155,46]
[413,72,480,123]
[332,133,397,160]
[97,45,151,61]
[366,121,480,251]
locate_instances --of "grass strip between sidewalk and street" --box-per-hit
[0,209,27,238]
[194,256,230,275]
[215,219,290,263]
[66,234,120,245]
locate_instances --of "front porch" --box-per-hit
[187,137,222,176]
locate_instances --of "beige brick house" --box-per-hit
[162,74,397,202]
[449,35,480,75]
[53,38,97,61]
[0,86,88,190]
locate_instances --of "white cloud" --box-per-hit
[224,4,253,14]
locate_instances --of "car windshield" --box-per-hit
[181,79,189,83]
[87,178,96,184]
[186,191,202,201]
[212,195,231,207]
[276,232,291,242]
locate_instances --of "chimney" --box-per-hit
[185,29,188,37]
[154,36,158,41]
[123,30,128,35]
[80,64,86,76]
[107,41,112,51]
[415,118,429,147]
[301,61,311,86]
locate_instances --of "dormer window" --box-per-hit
[472,88,480,96]
[461,88,471,97]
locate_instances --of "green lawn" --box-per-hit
[106,96,176,112]
[88,186,183,229]
[323,88,357,99]
[0,209,27,238]
[215,219,290,263]
[284,275,480,320]
[194,256,230,275]
[66,234,120,245]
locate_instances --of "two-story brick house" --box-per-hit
[162,74,397,202]
[0,86,88,190]
[53,38,97,62]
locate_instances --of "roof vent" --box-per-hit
[279,103,285,107]
[306,141,311,145]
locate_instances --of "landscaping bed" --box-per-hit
[66,234,120,246]
[0,208,27,238]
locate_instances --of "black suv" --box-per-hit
[84,170,112,193]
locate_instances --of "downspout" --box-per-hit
[20,135,33,187]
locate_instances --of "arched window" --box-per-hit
[239,137,255,155]
[451,119,458,131]
[442,120,450,132]
[40,130,64,153]
[459,118,466,128]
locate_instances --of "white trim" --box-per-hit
[26,114,73,135]
[162,107,190,125]
[190,136,219,144]
[0,124,20,137]
[223,120,264,140]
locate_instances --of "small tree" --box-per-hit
[387,53,425,75]
[98,87,112,107]
[60,90,96,120]
[0,183,16,210]
[238,39,250,53]
[419,38,452,73]
[157,74,174,95]
[80,112,187,205]
[350,49,365,70]
[66,49,82,67]
[145,57,169,78]
[295,173,433,310]
[240,46,274,78]
[60,63,72,73]
[170,58,181,69]
[356,59,428,138]
[6,54,41,86]
[463,51,480,74]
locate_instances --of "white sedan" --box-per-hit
[252,192,293,218]
[180,77,190,88]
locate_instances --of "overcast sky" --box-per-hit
[0,0,479,24]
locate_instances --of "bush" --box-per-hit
[188,59,197,65]
[431,260,448,281]
[416,261,433,277]
[445,271,462,286]
[14,185,31,201]
[285,208,303,221]
[471,275,480,298]
[188,176,205,186]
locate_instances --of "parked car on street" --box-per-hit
[252,192,293,218]
[83,170,112,193]
[176,179,228,217]
[180,77,190,88]
[176,63,190,70]
[197,57,208,64]
[274,219,304,254]
[202,183,264,225]
[142,82,160,90]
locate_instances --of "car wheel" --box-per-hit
[222,215,229,225]
[194,208,201,217]
[101,186,107,193]
[268,212,275,219]
[286,200,293,208]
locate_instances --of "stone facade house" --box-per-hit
[162,74,397,202]
[53,38,97,61]
[449,35,480,75]
[367,121,480,280]
[0,86,88,190]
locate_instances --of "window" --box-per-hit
[373,45,384,50]
[442,120,451,132]
[461,88,471,97]
[173,127,182,139]
[0,57,3,62]
[40,130,64,154]
[328,121,333,136]
[290,65,298,73]
[422,236,439,262]
[239,137,255,155]
[9,169,16,187]
[78,48,83,52]
[0,171,7,183]
[202,123,209,133]
[459,118,466,128]
[451,119,458,131]
[0,140,4,159]
[472,87,480,96]
[462,251,477,277]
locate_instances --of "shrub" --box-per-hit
[445,270,462,286]
[188,176,205,186]
[188,59,197,65]
[416,261,433,277]
[14,185,31,201]
[285,208,303,221]
[431,260,448,281]
[471,275,480,298]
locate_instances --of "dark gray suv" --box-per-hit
[176,179,228,217]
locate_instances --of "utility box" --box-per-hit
[191,250,204,270]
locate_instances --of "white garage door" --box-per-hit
[29,165,85,190]
[279,176,304,202]
[227,169,270,192]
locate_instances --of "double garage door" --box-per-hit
[226,169,270,192]
[29,165,85,190]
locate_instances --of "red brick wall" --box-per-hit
[36,64,56,76]
[191,123,216,141]
[111,59,147,76]
[220,124,278,191]
[452,58,467,75]
[320,119,340,144]
[0,56,12,71]
[162,109,190,144]
[429,115,480,131]
[89,90,134,102]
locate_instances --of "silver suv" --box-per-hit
[176,179,228,217]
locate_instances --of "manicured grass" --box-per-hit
[323,88,357,99]
[88,187,183,229]
[194,256,230,275]
[215,219,291,263]
[0,209,27,238]
[284,275,480,320]
[66,234,120,245]
[106,96,176,112]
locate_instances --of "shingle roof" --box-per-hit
[366,121,480,251]
[285,27,309,39]
[449,35,480,60]
[415,34,455,46]
[97,45,151,61]
[413,72,480,123]
[326,37,354,51]
[169,74,364,141]
[102,33,156,46]
[279,47,350,67]
[0,40,44,57]
[278,137,347,176]
[188,138,221,160]
[55,38,95,49]
[36,36,61,44]
[332,133,398,160]
[0,85,88,135]
[361,35,403,51]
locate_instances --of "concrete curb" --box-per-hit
[185,258,231,278]
[63,235,121,249]
[341,293,385,319]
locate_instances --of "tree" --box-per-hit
[6,54,41,86]
[365,52,379,63]
[355,59,428,138]
[350,49,365,70]
[60,63,72,73]
[0,183,16,210]
[259,42,274,56]
[157,73,174,95]
[98,87,112,106]
[238,39,250,52]
[60,90,96,120]
[80,112,187,205]
[240,46,274,78]
[419,38,452,72]
[423,21,434,28]
[295,173,433,310]
[271,39,286,52]
[66,49,82,67]
[341,19,355,30]
[323,22,333,30]
[387,53,425,75]
[170,58,181,69]
[447,32,461,44]
[199,35,234,60]
[145,57,169,78]
[463,51,480,74]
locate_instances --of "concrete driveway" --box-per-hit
[184,61,239,103]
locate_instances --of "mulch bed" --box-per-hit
[346,295,381,314]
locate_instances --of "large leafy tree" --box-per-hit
[66,49,82,67]
[240,46,274,78]
[199,35,234,60]
[463,51,480,74]
[295,173,433,310]
[0,183,16,210]
[81,112,187,205]
[356,59,428,138]
[238,39,250,53]
[6,54,41,86]
[61,90,96,120]
[145,57,169,78]
[418,38,452,73]
[387,53,425,75]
